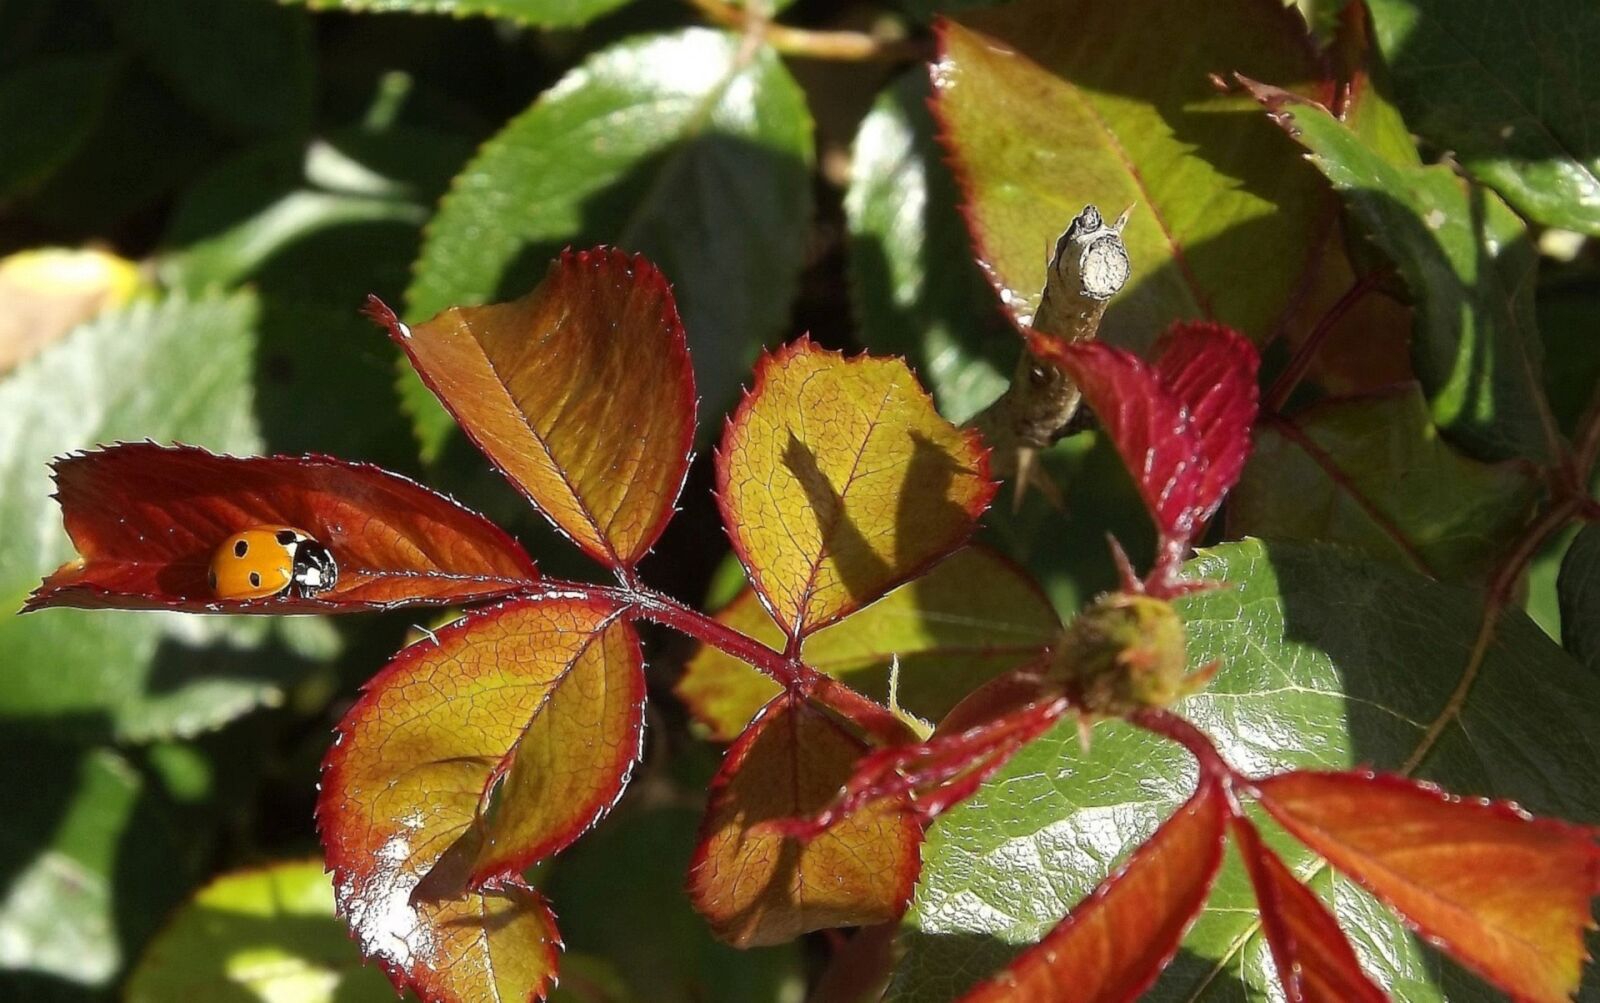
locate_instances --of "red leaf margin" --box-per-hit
[1254,769,1600,1003]
[368,245,697,572]
[959,777,1229,1002]
[25,441,538,613]
[712,335,998,641]
[1229,813,1387,1002]
[1026,322,1259,594]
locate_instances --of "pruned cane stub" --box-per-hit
[970,204,1132,505]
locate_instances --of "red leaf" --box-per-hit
[772,680,1070,840]
[960,778,1228,1002]
[1229,813,1387,1003]
[374,246,695,570]
[1026,322,1258,591]
[686,692,922,947]
[25,442,537,613]
[1255,770,1600,1003]
[319,595,644,1002]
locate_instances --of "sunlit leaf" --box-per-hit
[1244,81,1559,463]
[282,0,631,27]
[716,338,994,639]
[1233,387,1539,582]
[845,71,1015,423]
[894,539,1600,1001]
[407,28,812,461]
[1559,524,1600,674]
[1256,770,1600,1002]
[932,0,1330,342]
[0,294,336,742]
[1027,322,1258,582]
[677,547,1058,741]
[28,442,538,613]
[0,246,141,375]
[686,693,921,947]
[0,743,185,991]
[125,858,395,1002]
[1230,813,1387,1003]
[378,247,694,569]
[1364,0,1600,234]
[959,779,1226,1002]
[319,595,646,1002]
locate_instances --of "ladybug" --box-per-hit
[208,526,338,600]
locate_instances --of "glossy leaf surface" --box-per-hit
[933,0,1329,341]
[687,693,921,947]
[1365,0,1600,233]
[960,780,1226,1003]
[380,247,694,569]
[1230,814,1387,1003]
[29,442,537,613]
[1256,770,1600,1002]
[319,596,645,1002]
[717,338,994,638]
[1246,82,1558,463]
[407,29,812,460]
[1028,322,1258,575]
[1,294,335,741]
[894,539,1600,1001]
[677,547,1058,741]
[282,0,631,27]
[1233,387,1538,582]
[846,71,1015,423]
[125,858,395,1002]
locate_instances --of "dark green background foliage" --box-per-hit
[1,0,1596,999]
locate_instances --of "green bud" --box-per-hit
[1051,593,1195,715]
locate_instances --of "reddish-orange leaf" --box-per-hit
[1229,814,1387,1003]
[686,692,922,947]
[676,546,1059,741]
[318,596,645,1002]
[716,337,994,639]
[960,779,1227,1003]
[26,442,537,613]
[374,246,695,569]
[1255,770,1600,1003]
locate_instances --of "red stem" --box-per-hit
[1128,707,1243,791]
[622,585,821,690]
[1263,268,1390,414]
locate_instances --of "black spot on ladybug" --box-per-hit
[277,530,297,545]
[249,571,261,588]
[235,539,249,557]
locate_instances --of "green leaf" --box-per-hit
[406,28,813,460]
[0,55,117,197]
[933,0,1332,346]
[1232,387,1539,582]
[1559,524,1600,675]
[283,0,632,27]
[0,744,184,993]
[1538,277,1600,438]
[1247,83,1560,463]
[892,538,1600,1001]
[0,294,337,743]
[845,71,1015,423]
[105,0,314,139]
[162,128,472,467]
[124,858,394,1003]
[1365,0,1600,234]
[546,802,804,1003]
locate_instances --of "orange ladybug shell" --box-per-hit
[209,527,309,600]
